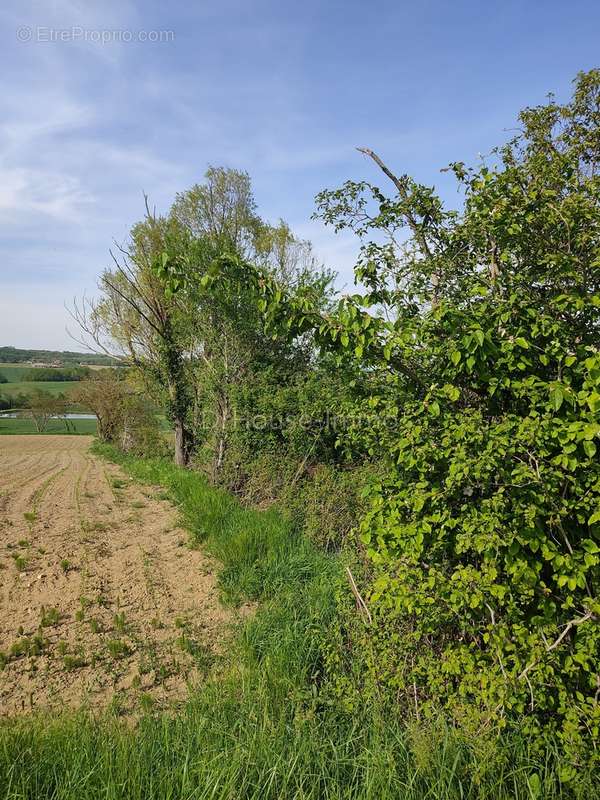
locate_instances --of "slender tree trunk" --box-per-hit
[211,371,230,481]
[174,417,190,467]
[163,326,193,468]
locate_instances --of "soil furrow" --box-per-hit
[0,435,232,717]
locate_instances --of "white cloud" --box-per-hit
[0,166,94,222]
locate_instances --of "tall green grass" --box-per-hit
[0,445,595,799]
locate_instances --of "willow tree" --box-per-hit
[75,166,328,472]
[73,208,197,466]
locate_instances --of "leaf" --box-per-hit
[583,440,596,458]
[447,386,460,402]
[515,337,529,349]
[450,350,461,366]
[588,511,600,526]
[340,332,349,348]
[586,392,600,413]
[550,387,564,412]
[527,773,541,799]
[428,401,440,417]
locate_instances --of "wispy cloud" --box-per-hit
[1,0,598,348]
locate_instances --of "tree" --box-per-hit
[27,391,66,433]
[74,166,330,471]
[70,370,128,442]
[72,209,197,466]
[162,71,600,766]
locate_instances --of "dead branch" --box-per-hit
[345,566,372,625]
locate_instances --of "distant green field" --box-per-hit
[0,380,80,398]
[0,364,31,381]
[0,416,96,435]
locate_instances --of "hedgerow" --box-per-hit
[161,70,600,770]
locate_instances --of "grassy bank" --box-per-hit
[0,445,594,799]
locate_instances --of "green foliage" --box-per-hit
[281,463,374,551]
[71,372,165,455]
[0,446,595,799]
[158,71,600,768]
[21,367,91,382]
[317,71,600,768]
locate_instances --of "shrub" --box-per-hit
[309,71,600,769]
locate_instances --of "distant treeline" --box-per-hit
[0,346,120,366]
[21,366,91,382]
[0,392,39,410]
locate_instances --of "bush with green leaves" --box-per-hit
[163,70,600,769]
[322,71,600,769]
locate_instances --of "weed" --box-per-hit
[113,612,127,632]
[81,519,108,533]
[138,692,155,713]
[12,553,27,571]
[60,559,71,573]
[40,607,61,627]
[177,634,214,672]
[89,618,102,634]
[10,634,45,658]
[107,693,124,717]
[23,511,36,523]
[106,639,131,660]
[63,654,87,671]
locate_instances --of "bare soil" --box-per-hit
[0,435,236,717]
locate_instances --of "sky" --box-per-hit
[1,0,599,350]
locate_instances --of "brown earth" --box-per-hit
[0,435,236,717]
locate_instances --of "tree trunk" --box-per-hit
[174,417,190,467]
[211,390,229,481]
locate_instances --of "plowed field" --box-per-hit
[0,435,231,716]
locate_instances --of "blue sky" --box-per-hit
[1,0,599,350]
